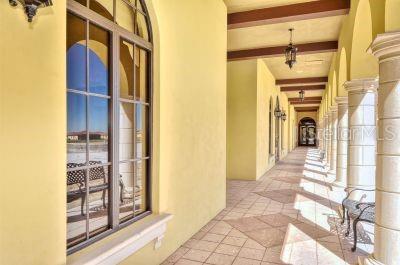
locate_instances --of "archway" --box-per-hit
[298,117,316,146]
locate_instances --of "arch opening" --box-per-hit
[298,117,316,146]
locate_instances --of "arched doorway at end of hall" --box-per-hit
[298,117,316,146]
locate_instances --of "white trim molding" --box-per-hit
[69,214,173,265]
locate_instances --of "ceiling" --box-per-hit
[225,0,319,14]
[224,0,348,111]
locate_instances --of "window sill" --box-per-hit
[68,213,173,265]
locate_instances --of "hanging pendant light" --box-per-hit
[285,28,298,69]
[299,90,305,102]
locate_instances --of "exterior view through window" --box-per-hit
[66,0,152,253]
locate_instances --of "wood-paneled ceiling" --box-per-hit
[225,0,350,110]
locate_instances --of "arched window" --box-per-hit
[66,0,152,253]
[269,97,273,155]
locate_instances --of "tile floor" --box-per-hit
[162,148,372,265]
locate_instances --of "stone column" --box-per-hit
[323,114,328,164]
[333,97,348,187]
[364,31,400,265]
[345,78,377,200]
[323,114,329,165]
[318,120,324,155]
[328,106,338,174]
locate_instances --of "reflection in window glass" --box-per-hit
[135,47,148,102]
[135,160,147,215]
[67,92,87,164]
[89,23,110,95]
[88,164,110,234]
[67,13,86,92]
[135,105,148,158]
[73,0,87,7]
[89,0,113,21]
[136,12,149,41]
[119,102,135,161]
[67,0,151,249]
[116,0,136,33]
[119,162,134,221]
[89,97,109,163]
[120,40,134,99]
[67,167,87,248]
[67,13,111,250]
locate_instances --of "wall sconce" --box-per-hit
[274,108,282,118]
[9,0,53,22]
[281,111,287,121]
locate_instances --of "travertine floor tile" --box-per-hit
[164,148,370,265]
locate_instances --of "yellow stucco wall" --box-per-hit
[227,60,257,180]
[0,1,67,264]
[1,0,227,264]
[227,59,292,180]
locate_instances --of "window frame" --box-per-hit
[67,0,154,255]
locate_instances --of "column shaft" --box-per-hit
[368,31,400,265]
[329,107,338,174]
[323,115,329,165]
[345,78,377,199]
[334,97,348,187]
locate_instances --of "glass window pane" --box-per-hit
[73,0,87,7]
[89,97,109,163]
[89,24,110,95]
[67,92,87,164]
[116,0,136,33]
[135,105,148,158]
[135,47,148,102]
[89,0,113,21]
[88,164,110,236]
[120,40,134,99]
[136,12,149,41]
[67,13,86,92]
[135,160,147,215]
[67,167,88,248]
[119,162,134,221]
[119,102,135,161]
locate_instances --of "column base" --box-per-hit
[358,255,384,265]
[327,169,336,175]
[332,180,346,188]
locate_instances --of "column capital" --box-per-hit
[344,78,378,93]
[370,30,400,61]
[329,105,338,112]
[335,96,348,105]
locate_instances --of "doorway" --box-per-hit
[298,117,316,146]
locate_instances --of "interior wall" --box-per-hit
[0,1,67,264]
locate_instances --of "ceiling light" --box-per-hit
[285,28,298,69]
[299,90,305,101]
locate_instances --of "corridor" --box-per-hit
[164,148,370,265]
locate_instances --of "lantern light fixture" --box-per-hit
[9,0,53,22]
[285,28,298,69]
[281,111,287,121]
[274,108,282,118]
[299,90,305,102]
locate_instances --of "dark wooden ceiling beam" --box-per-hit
[281,85,326,92]
[288,96,322,102]
[228,41,337,61]
[276,77,328,86]
[290,101,321,105]
[295,107,319,112]
[228,0,350,29]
